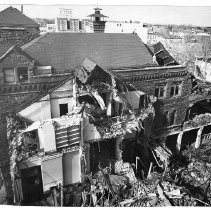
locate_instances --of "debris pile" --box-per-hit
[69,139,211,207]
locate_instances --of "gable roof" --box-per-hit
[8,75,73,115]
[0,45,36,63]
[0,6,39,28]
[22,32,156,72]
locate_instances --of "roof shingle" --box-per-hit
[22,32,156,72]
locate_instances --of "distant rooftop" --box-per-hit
[0,6,39,28]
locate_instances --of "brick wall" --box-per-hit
[116,64,211,139]
[0,28,39,45]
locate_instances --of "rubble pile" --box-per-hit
[71,140,211,207]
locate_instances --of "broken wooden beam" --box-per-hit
[157,183,172,206]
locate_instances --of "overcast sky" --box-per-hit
[1,1,211,26]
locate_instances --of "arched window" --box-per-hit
[170,109,177,126]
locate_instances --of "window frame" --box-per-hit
[59,103,69,117]
[3,68,16,84]
[154,84,166,99]
[170,82,182,98]
[17,67,29,83]
[169,109,177,126]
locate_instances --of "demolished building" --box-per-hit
[7,56,157,204]
[0,32,211,205]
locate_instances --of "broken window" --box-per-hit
[154,86,165,98]
[17,67,28,83]
[170,83,181,97]
[4,68,16,84]
[169,109,177,125]
[59,103,68,117]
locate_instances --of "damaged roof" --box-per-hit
[152,42,179,66]
[21,33,156,72]
[0,6,39,28]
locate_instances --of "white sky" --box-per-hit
[1,0,211,26]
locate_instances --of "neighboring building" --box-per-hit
[148,31,183,45]
[40,24,56,35]
[0,6,40,45]
[105,21,148,44]
[0,7,41,203]
[87,7,108,33]
[59,8,72,18]
[147,31,166,44]
[54,6,95,33]
[55,17,93,33]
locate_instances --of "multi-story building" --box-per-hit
[1,31,211,204]
[0,32,156,204]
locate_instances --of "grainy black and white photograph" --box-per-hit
[1,0,211,207]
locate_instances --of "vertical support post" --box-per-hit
[85,143,90,173]
[115,136,123,161]
[136,157,140,174]
[80,114,85,182]
[176,131,183,152]
[72,79,77,107]
[60,182,63,207]
[195,126,204,149]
